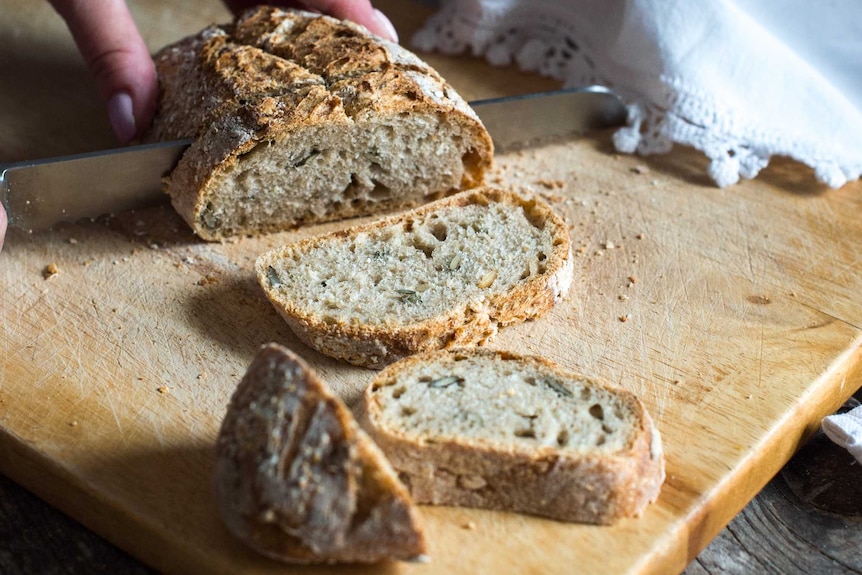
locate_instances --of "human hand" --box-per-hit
[48,0,398,145]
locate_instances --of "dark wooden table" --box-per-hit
[2,388,860,574]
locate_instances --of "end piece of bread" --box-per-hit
[256,187,573,369]
[147,6,493,240]
[357,348,665,525]
[214,343,426,563]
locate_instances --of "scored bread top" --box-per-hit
[147,6,493,240]
[214,343,426,563]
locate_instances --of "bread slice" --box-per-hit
[256,187,573,369]
[147,6,493,240]
[357,348,665,524]
[214,343,426,563]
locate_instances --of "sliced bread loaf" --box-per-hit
[147,6,493,240]
[214,343,426,563]
[357,348,665,524]
[256,187,573,369]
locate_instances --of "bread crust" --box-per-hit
[356,348,665,525]
[214,343,426,563]
[256,187,574,369]
[147,7,493,240]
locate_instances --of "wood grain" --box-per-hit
[1,1,861,574]
[2,395,860,574]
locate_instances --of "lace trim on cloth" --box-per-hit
[412,0,862,188]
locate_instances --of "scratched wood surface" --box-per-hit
[1,1,861,574]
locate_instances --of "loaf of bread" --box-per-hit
[256,187,573,369]
[357,348,665,524]
[214,343,426,563]
[147,6,493,240]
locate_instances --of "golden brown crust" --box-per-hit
[147,6,493,240]
[214,343,426,563]
[356,349,665,525]
[256,187,574,369]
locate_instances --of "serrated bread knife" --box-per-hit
[0,86,625,232]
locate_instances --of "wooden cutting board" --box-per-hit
[1,1,860,573]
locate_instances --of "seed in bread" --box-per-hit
[214,343,426,563]
[357,348,665,524]
[256,187,574,369]
[147,6,493,240]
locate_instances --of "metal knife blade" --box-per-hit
[0,86,625,232]
[470,85,625,149]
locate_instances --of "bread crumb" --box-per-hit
[603,241,616,250]
[619,314,630,323]
[539,191,566,204]
[69,420,78,427]
[196,273,219,286]
[618,294,629,301]
[43,262,60,279]
[157,386,170,394]
[537,178,565,190]
[462,521,477,531]
[68,238,78,245]
[636,233,645,240]
[632,165,650,175]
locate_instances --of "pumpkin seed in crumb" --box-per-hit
[448,254,463,270]
[293,149,321,167]
[545,378,573,398]
[267,266,282,288]
[428,375,465,389]
[396,289,421,304]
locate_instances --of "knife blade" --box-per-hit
[0,86,625,232]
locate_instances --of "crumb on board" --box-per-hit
[462,521,477,531]
[43,262,60,279]
[619,314,630,323]
[537,178,565,190]
[157,386,170,395]
[196,273,219,286]
[632,165,650,175]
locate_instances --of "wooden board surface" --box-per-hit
[1,1,861,574]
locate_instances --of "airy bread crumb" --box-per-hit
[357,348,665,524]
[256,187,573,368]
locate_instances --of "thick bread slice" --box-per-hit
[214,343,426,563]
[147,6,493,240]
[256,187,573,369]
[357,349,665,524]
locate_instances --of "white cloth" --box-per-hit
[412,0,862,188]
[822,404,862,465]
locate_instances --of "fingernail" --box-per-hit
[374,9,399,43]
[108,92,137,143]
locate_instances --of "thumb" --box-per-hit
[49,0,158,143]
